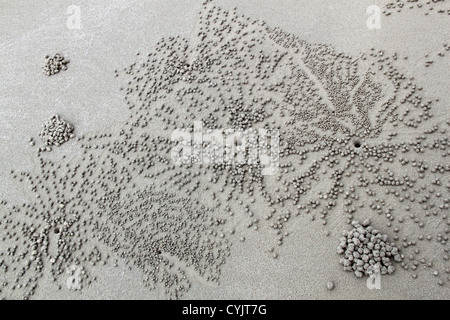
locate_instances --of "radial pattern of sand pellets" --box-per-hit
[1,1,449,299]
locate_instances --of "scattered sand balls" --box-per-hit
[383,0,449,16]
[39,114,75,148]
[338,220,403,278]
[1,1,449,300]
[42,53,69,76]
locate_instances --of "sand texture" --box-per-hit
[0,0,449,300]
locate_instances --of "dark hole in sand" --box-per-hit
[353,140,362,149]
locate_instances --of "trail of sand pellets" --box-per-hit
[0,1,449,299]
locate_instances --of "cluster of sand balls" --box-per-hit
[42,53,70,76]
[39,114,75,150]
[1,0,449,300]
[338,220,403,278]
[103,0,447,288]
[74,0,450,291]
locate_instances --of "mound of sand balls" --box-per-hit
[42,53,69,76]
[337,220,403,278]
[39,114,75,149]
[1,1,449,300]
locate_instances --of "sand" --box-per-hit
[0,0,449,300]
